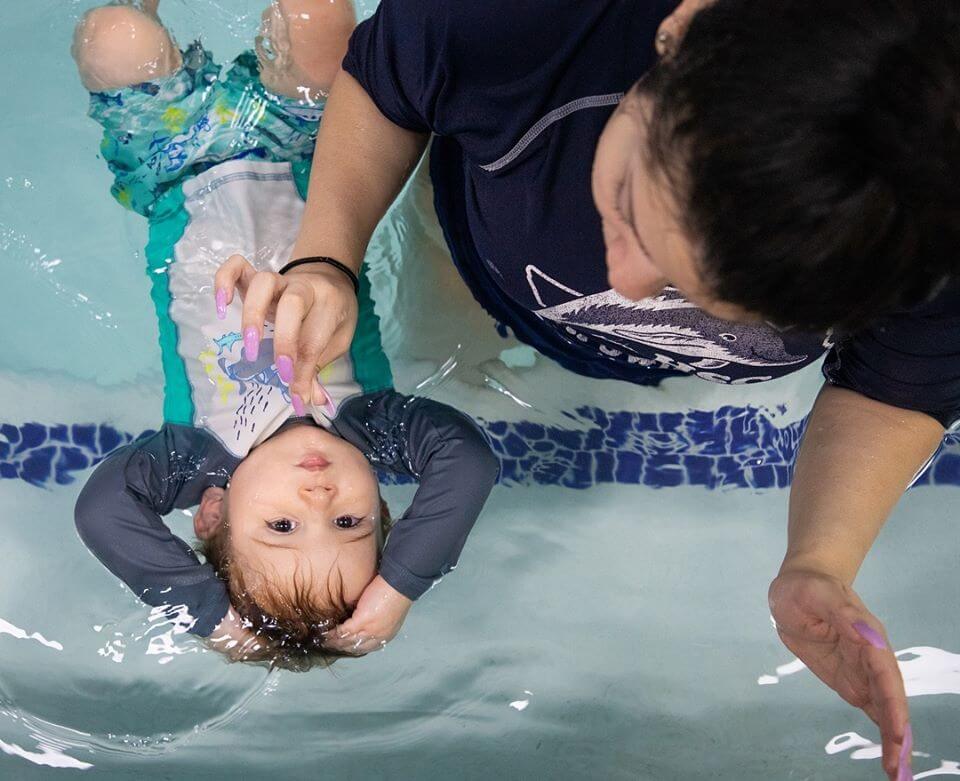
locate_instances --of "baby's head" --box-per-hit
[194,423,387,669]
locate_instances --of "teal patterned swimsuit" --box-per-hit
[89,43,323,216]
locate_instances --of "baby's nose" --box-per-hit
[301,481,336,506]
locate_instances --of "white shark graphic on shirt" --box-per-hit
[526,265,809,370]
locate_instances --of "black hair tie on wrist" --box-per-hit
[278,256,360,295]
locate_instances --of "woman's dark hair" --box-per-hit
[642,0,960,331]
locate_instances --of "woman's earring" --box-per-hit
[656,30,675,58]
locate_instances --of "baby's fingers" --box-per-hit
[214,254,257,318]
[321,631,357,653]
[324,627,384,655]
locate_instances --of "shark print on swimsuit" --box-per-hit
[218,336,290,401]
[525,265,821,384]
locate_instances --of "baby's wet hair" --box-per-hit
[198,497,392,672]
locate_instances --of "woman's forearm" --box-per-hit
[781,384,944,584]
[290,69,429,271]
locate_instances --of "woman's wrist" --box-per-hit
[281,257,358,292]
[777,549,859,586]
[279,256,359,293]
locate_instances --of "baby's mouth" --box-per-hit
[298,454,330,471]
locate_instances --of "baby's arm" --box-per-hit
[73,3,181,91]
[74,426,233,637]
[327,392,499,650]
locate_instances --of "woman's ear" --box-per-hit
[194,486,226,540]
[656,0,716,58]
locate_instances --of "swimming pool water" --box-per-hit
[1,2,957,778]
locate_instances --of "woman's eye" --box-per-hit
[267,518,297,533]
[334,515,361,529]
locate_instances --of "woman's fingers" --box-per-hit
[289,301,341,406]
[846,612,910,779]
[861,645,910,779]
[213,254,257,316]
[239,271,283,361]
[272,278,314,382]
[214,259,358,415]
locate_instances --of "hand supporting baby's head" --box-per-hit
[194,423,388,670]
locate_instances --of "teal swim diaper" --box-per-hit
[89,43,323,216]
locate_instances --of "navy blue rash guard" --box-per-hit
[75,391,500,637]
[343,0,960,425]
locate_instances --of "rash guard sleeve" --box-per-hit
[74,425,237,637]
[332,391,499,600]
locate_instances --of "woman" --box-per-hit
[218,1,960,777]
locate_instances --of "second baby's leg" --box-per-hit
[73,3,181,91]
[256,0,356,101]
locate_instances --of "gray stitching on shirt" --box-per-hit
[479,92,625,172]
[186,171,294,202]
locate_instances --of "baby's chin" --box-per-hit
[265,421,339,456]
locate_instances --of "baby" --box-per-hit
[71,0,498,668]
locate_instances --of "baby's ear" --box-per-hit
[194,487,226,540]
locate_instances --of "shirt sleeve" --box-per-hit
[823,282,960,428]
[74,425,234,637]
[341,0,449,133]
[332,391,500,600]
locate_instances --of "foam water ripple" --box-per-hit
[0,737,92,770]
[0,617,63,652]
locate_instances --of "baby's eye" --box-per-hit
[333,515,361,529]
[267,518,298,533]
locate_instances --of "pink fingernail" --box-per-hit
[243,327,259,362]
[897,723,913,781]
[853,621,887,650]
[215,288,227,320]
[291,393,306,416]
[277,355,294,384]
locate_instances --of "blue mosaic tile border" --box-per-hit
[0,422,143,488]
[480,405,807,490]
[2,410,959,490]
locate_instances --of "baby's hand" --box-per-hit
[206,607,262,662]
[325,576,412,655]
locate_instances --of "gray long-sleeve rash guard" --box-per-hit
[75,390,499,637]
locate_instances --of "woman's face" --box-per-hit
[592,0,755,323]
[591,84,753,323]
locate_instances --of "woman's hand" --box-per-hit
[214,255,358,412]
[768,569,912,781]
[324,576,412,655]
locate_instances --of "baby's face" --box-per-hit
[225,424,382,608]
